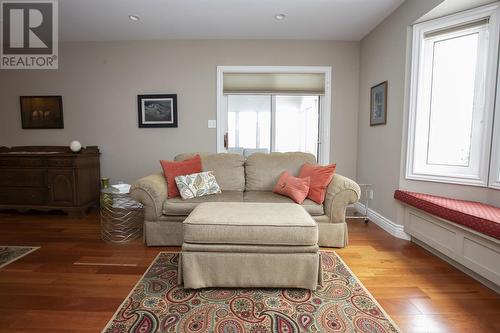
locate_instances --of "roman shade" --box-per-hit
[223,72,325,95]
[424,18,489,38]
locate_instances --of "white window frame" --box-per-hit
[490,61,500,189]
[216,66,331,164]
[406,3,500,187]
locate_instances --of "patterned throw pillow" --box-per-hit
[175,171,221,200]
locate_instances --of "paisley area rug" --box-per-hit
[0,246,39,268]
[103,251,400,333]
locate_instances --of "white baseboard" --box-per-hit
[353,202,411,240]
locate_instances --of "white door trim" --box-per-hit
[216,65,332,164]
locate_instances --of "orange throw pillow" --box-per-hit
[160,155,202,198]
[273,171,311,204]
[299,163,336,204]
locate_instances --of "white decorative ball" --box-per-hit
[70,140,82,152]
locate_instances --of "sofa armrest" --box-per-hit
[130,173,167,220]
[323,174,360,223]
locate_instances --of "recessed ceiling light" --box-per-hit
[128,15,140,21]
[275,13,286,20]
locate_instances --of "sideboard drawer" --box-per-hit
[47,158,75,167]
[0,158,46,167]
[0,169,47,187]
[0,187,48,205]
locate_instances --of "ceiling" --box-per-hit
[56,0,406,42]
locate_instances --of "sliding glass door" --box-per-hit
[226,94,320,158]
[227,95,271,150]
[274,95,319,156]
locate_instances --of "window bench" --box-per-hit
[394,190,500,292]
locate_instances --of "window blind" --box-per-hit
[424,18,489,38]
[223,73,325,95]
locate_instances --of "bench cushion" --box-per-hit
[183,202,318,246]
[394,190,500,240]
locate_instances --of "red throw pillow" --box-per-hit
[299,163,336,204]
[160,155,202,198]
[273,171,311,204]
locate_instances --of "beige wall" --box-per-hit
[356,0,443,223]
[0,40,360,183]
[358,0,500,224]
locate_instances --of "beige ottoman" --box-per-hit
[178,202,321,290]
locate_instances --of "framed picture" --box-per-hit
[20,96,63,129]
[138,94,178,128]
[370,81,388,126]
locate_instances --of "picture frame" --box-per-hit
[370,81,388,126]
[138,94,178,128]
[20,96,64,129]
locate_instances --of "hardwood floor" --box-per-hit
[0,210,498,332]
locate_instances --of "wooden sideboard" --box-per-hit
[0,146,100,217]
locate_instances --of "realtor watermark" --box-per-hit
[1,0,58,69]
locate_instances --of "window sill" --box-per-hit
[488,181,500,190]
[405,173,488,188]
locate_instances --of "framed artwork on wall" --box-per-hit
[370,81,388,126]
[20,96,64,129]
[138,94,178,128]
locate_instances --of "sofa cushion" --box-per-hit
[183,202,318,246]
[244,191,324,216]
[163,191,243,216]
[245,152,316,191]
[175,153,245,192]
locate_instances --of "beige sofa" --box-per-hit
[130,152,360,247]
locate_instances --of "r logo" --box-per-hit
[2,2,53,54]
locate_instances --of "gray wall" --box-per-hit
[357,0,500,224]
[0,40,360,183]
